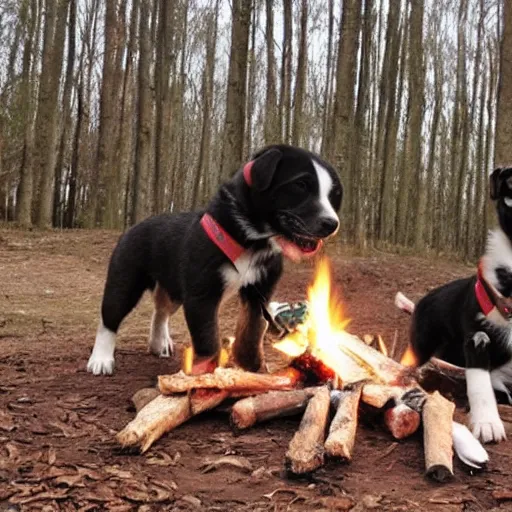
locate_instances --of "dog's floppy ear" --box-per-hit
[243,148,282,191]
[490,167,503,200]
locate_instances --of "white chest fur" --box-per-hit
[220,247,278,300]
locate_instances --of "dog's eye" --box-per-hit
[293,180,308,192]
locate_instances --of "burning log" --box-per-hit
[158,367,302,395]
[230,388,319,431]
[324,384,363,461]
[422,391,455,482]
[286,386,331,475]
[117,390,228,453]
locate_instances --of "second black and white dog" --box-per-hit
[396,166,512,444]
[87,145,342,376]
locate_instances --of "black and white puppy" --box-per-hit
[398,167,512,444]
[87,145,342,376]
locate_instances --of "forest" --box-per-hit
[0,0,511,259]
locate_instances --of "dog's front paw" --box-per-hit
[470,413,507,444]
[87,353,115,375]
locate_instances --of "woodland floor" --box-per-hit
[1,228,512,511]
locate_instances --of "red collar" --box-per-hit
[200,213,245,267]
[475,262,494,316]
[475,259,512,319]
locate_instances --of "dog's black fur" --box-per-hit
[87,145,342,376]
[406,167,512,443]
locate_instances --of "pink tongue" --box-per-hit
[274,237,322,263]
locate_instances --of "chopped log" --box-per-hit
[422,391,455,482]
[230,388,319,431]
[324,384,363,461]
[158,367,303,395]
[117,391,227,453]
[117,394,190,453]
[131,388,160,412]
[384,403,421,440]
[285,386,331,475]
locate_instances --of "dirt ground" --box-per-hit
[1,228,512,511]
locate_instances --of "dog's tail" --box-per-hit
[394,292,415,315]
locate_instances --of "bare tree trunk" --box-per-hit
[330,0,362,242]
[87,0,120,228]
[219,0,251,181]
[397,0,425,247]
[280,0,292,143]
[34,0,69,228]
[244,1,257,156]
[292,0,308,146]
[353,0,372,248]
[192,0,219,209]
[53,0,76,228]
[153,0,175,214]
[377,0,402,242]
[264,0,279,145]
[16,0,38,227]
[410,0,426,250]
[321,0,335,156]
[131,0,152,224]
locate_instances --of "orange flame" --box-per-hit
[400,345,418,367]
[273,257,368,382]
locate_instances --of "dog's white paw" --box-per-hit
[87,353,115,375]
[470,413,507,444]
[149,333,174,358]
[87,323,116,375]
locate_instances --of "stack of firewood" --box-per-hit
[116,332,488,482]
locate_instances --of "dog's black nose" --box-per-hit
[318,217,339,237]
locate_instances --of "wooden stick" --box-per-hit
[361,383,408,409]
[230,388,319,431]
[285,386,331,475]
[324,384,363,461]
[422,391,455,482]
[158,367,302,395]
[117,391,227,453]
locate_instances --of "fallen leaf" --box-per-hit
[120,482,171,503]
[77,466,103,481]
[264,488,300,500]
[311,497,355,511]
[5,442,20,460]
[180,495,202,508]
[49,420,79,438]
[145,450,180,466]
[351,495,383,512]
[82,485,118,502]
[0,411,15,432]
[11,483,47,498]
[53,474,85,488]
[104,465,133,479]
[200,455,253,474]
[47,446,57,465]
[10,489,69,505]
[151,478,178,492]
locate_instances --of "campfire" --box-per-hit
[117,258,488,482]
